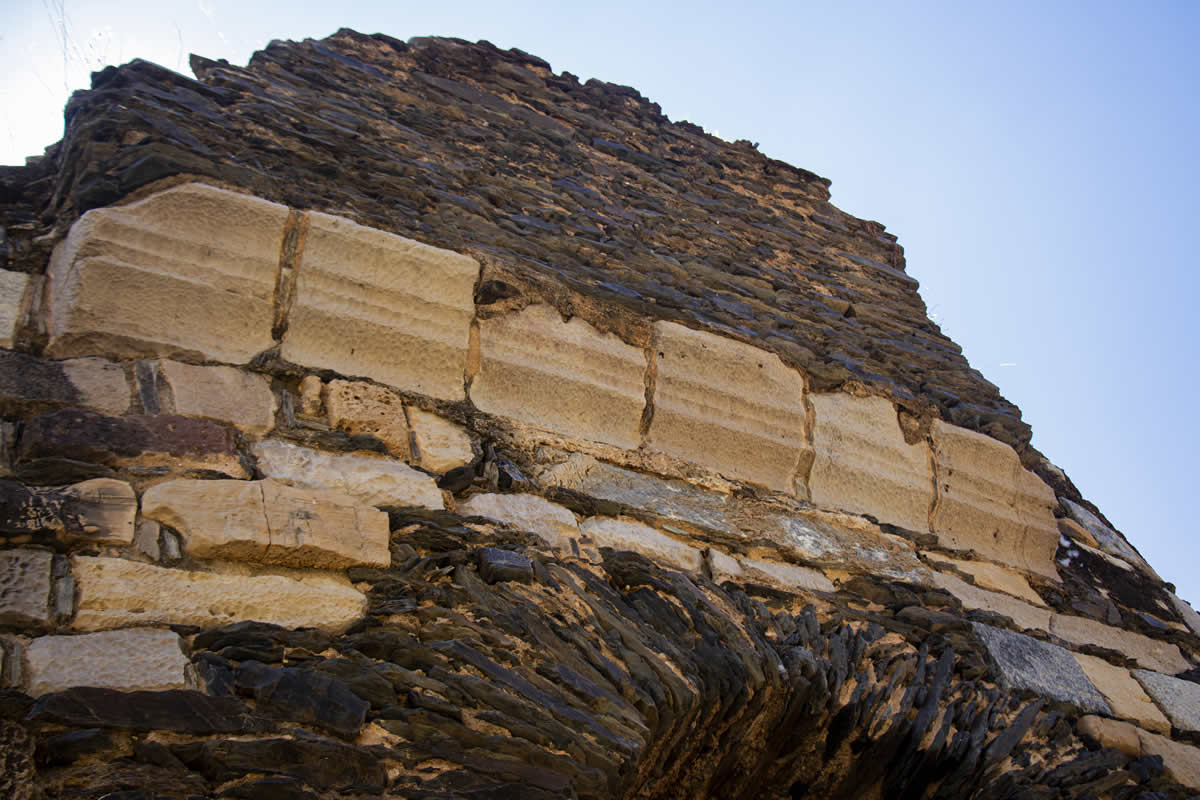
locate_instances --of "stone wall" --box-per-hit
[1,32,1199,800]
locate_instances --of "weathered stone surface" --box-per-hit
[739,557,835,593]
[579,517,703,572]
[234,660,368,738]
[1134,669,1200,732]
[1057,517,1098,548]
[472,304,646,449]
[477,547,534,584]
[0,269,30,348]
[26,628,190,695]
[0,478,136,543]
[1049,613,1190,674]
[45,183,288,363]
[141,478,390,568]
[931,571,1052,633]
[172,733,387,791]
[1073,654,1170,734]
[72,556,367,632]
[297,375,324,417]
[1062,498,1157,577]
[1076,715,1141,758]
[646,321,810,491]
[972,622,1111,713]
[323,379,410,458]
[0,351,129,415]
[930,420,1060,579]
[807,392,932,532]
[407,408,474,473]
[1171,593,1200,636]
[929,556,1044,605]
[281,211,478,401]
[28,686,254,732]
[459,492,579,548]
[706,548,745,584]
[0,548,53,625]
[159,361,276,435]
[251,440,443,510]
[1136,728,1200,790]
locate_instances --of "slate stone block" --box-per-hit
[478,547,534,583]
[971,622,1110,714]
[28,687,256,732]
[1134,669,1200,733]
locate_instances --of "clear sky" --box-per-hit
[3,1,1197,605]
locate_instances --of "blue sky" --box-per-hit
[3,1,1197,605]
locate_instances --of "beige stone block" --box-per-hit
[159,361,276,435]
[1137,728,1200,790]
[807,393,932,531]
[45,183,288,363]
[707,548,744,584]
[0,269,30,348]
[458,493,579,548]
[646,322,810,492]
[408,408,474,473]
[141,478,389,568]
[251,440,443,510]
[0,548,53,625]
[1076,715,1141,758]
[72,556,367,632]
[740,557,834,593]
[930,420,1060,579]
[579,517,703,572]
[297,375,324,417]
[930,570,1052,633]
[928,556,1044,606]
[1073,653,1171,734]
[62,358,131,415]
[324,380,410,458]
[472,305,646,449]
[1050,613,1190,674]
[27,628,189,695]
[281,211,478,401]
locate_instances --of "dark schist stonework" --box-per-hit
[2,29,1040,463]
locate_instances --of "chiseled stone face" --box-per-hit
[0,548,54,626]
[72,556,367,632]
[323,380,411,459]
[579,517,703,572]
[45,183,288,363]
[646,321,810,492]
[930,420,1060,579]
[26,628,190,695]
[807,393,932,532]
[471,305,646,450]
[158,361,276,436]
[282,211,479,402]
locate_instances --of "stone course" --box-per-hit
[1049,613,1191,675]
[930,571,1052,633]
[26,628,190,695]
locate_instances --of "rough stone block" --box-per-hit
[251,440,443,510]
[282,211,478,401]
[0,351,129,416]
[1073,654,1170,734]
[0,269,30,348]
[323,380,410,458]
[0,548,53,625]
[1136,728,1200,790]
[45,183,288,363]
[929,556,1044,606]
[706,549,745,584]
[0,478,136,544]
[26,628,189,695]
[1134,669,1200,733]
[579,517,703,572]
[930,420,1060,579]
[1049,614,1190,675]
[646,322,810,491]
[408,408,474,473]
[1076,715,1140,758]
[477,547,534,584]
[458,493,579,548]
[72,556,367,632]
[807,393,933,532]
[739,557,835,593]
[159,361,276,435]
[472,305,646,449]
[142,478,389,568]
[930,571,1052,633]
[971,622,1110,713]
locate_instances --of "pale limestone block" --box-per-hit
[928,556,1044,606]
[1076,715,1141,758]
[27,628,189,695]
[61,358,131,415]
[0,269,30,348]
[579,517,703,572]
[159,361,276,435]
[141,478,389,568]
[807,393,932,532]
[408,408,474,473]
[458,493,578,548]
[251,440,443,510]
[45,183,288,363]
[1073,653,1171,734]
[0,549,53,625]
[282,211,478,401]
[646,322,810,492]
[72,556,366,632]
[930,420,1060,579]
[740,557,834,593]
[1049,613,1190,674]
[707,549,744,584]
[1136,728,1200,790]
[930,570,1052,633]
[324,380,410,458]
[471,305,646,449]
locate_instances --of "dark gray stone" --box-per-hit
[233,661,368,739]
[478,547,533,583]
[28,687,256,732]
[971,623,1110,714]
